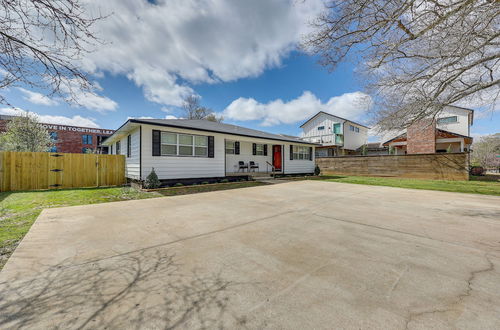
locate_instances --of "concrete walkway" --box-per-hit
[0,181,499,329]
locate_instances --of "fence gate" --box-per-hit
[0,151,125,192]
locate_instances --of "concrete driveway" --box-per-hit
[0,181,499,329]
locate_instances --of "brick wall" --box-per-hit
[407,120,436,154]
[316,153,469,181]
[0,118,114,153]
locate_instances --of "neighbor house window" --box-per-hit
[82,134,92,145]
[318,126,325,131]
[333,123,342,134]
[49,132,58,141]
[160,132,208,157]
[127,135,131,158]
[116,141,121,155]
[82,147,93,154]
[292,146,310,160]
[255,144,265,156]
[355,127,360,133]
[349,125,355,131]
[50,146,57,152]
[437,116,458,125]
[225,140,235,154]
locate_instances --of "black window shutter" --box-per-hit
[208,136,215,158]
[252,143,257,155]
[127,135,131,157]
[235,141,240,155]
[309,147,313,160]
[263,144,268,156]
[290,145,293,160]
[152,130,161,156]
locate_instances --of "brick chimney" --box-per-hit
[406,119,436,154]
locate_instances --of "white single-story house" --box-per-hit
[102,119,317,181]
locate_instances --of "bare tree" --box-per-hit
[471,133,500,169]
[302,0,500,130]
[0,112,53,152]
[181,95,223,122]
[0,0,104,106]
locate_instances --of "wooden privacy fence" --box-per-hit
[316,152,469,181]
[0,151,126,192]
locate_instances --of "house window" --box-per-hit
[355,127,360,133]
[97,135,106,145]
[127,135,131,158]
[437,116,458,125]
[49,132,58,141]
[82,134,93,145]
[160,132,208,157]
[349,125,355,132]
[116,141,121,155]
[292,146,310,160]
[318,126,325,131]
[225,140,235,154]
[333,123,341,134]
[255,144,265,156]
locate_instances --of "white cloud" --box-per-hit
[222,91,372,126]
[18,88,58,106]
[164,115,178,119]
[0,108,100,128]
[59,79,118,113]
[82,0,324,106]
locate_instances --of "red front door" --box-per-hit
[272,145,282,171]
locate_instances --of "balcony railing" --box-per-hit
[302,134,344,146]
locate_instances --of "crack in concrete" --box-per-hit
[404,253,495,329]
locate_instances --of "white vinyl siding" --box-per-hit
[225,141,272,173]
[134,124,316,180]
[285,143,315,174]
[116,128,140,180]
[141,125,224,180]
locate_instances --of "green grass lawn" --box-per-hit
[308,175,500,196]
[0,181,267,271]
[0,187,160,270]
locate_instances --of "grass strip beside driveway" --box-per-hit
[307,175,500,196]
[0,181,266,271]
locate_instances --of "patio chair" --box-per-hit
[249,161,259,172]
[238,161,249,172]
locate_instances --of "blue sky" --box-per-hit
[1,0,498,140]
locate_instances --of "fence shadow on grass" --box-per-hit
[0,248,242,329]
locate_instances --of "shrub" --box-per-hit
[174,182,184,187]
[144,168,161,189]
[201,181,209,185]
[470,166,485,176]
[220,179,229,183]
[314,165,321,176]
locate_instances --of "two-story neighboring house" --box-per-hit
[300,111,369,157]
[382,105,474,154]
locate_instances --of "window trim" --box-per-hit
[437,116,458,125]
[255,143,265,156]
[159,131,209,157]
[291,145,311,160]
[225,140,235,154]
[82,134,93,145]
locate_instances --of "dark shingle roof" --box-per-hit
[128,119,316,144]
